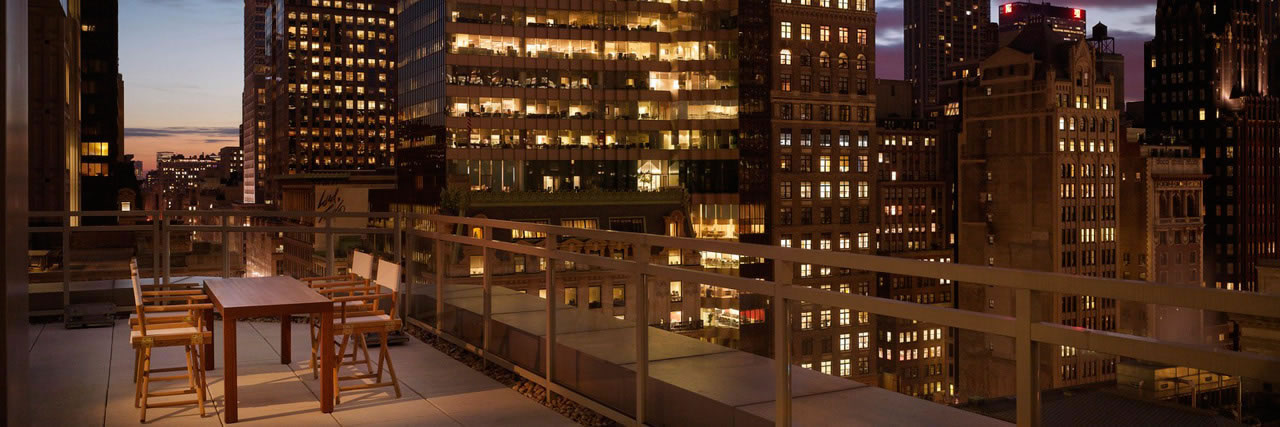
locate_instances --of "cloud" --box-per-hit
[125,126,238,138]
[204,138,235,144]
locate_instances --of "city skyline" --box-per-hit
[120,0,1158,169]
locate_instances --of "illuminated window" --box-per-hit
[856,29,868,44]
[800,23,811,41]
[855,0,868,11]
[819,182,831,198]
[857,232,870,249]
[779,49,792,65]
[857,181,869,198]
[840,334,851,351]
[857,332,869,349]
[80,162,108,176]
[839,27,849,43]
[81,142,109,156]
[839,181,850,198]
[819,26,830,42]
[781,22,792,39]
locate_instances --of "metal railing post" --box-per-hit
[222,214,231,278]
[434,221,445,331]
[325,213,335,276]
[1015,288,1042,427]
[773,260,794,427]
[394,214,404,316]
[62,214,71,310]
[393,213,402,263]
[405,216,415,318]
[481,226,493,363]
[153,212,161,287]
[544,231,559,405]
[162,214,171,286]
[632,243,651,426]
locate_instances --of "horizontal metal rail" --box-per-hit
[416,213,1280,318]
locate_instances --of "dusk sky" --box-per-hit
[120,0,1157,170]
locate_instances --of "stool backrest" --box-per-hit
[351,250,374,280]
[375,259,400,292]
[130,258,143,307]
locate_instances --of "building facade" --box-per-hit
[1117,138,1212,342]
[762,0,880,385]
[904,0,991,112]
[242,0,269,204]
[957,27,1122,397]
[258,0,398,205]
[873,112,955,400]
[28,0,80,221]
[79,0,133,214]
[1144,0,1280,292]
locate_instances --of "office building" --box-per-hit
[79,0,133,213]
[1117,137,1212,340]
[241,0,269,204]
[28,0,80,219]
[257,0,398,205]
[394,0,882,384]
[761,0,881,384]
[1144,0,1280,292]
[394,0,753,348]
[904,0,991,111]
[997,2,1087,45]
[873,82,956,398]
[957,25,1122,397]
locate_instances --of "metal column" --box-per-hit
[1015,288,1042,427]
[773,260,794,427]
[544,231,559,405]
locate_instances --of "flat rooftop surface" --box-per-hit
[28,319,576,426]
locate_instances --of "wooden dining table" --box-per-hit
[203,276,335,423]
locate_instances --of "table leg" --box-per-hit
[320,310,334,413]
[224,315,238,423]
[281,314,291,364]
[204,308,215,370]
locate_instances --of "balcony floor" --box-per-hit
[28,319,576,427]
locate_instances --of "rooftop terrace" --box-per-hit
[23,210,1280,426]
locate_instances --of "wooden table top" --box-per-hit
[204,276,332,317]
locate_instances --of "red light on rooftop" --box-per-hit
[1073,8,1082,19]
[1004,4,1014,14]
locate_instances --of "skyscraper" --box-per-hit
[749,0,880,383]
[257,0,397,205]
[1144,0,1280,292]
[78,0,132,214]
[904,0,991,112]
[957,25,1123,397]
[395,0,882,384]
[241,0,269,204]
[28,0,80,219]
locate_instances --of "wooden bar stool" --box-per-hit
[130,262,213,423]
[308,250,376,378]
[127,259,206,382]
[328,258,403,403]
